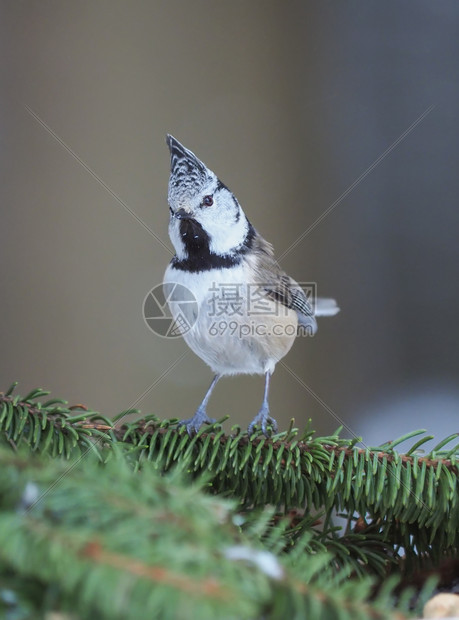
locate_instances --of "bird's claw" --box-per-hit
[247,409,278,436]
[177,410,216,436]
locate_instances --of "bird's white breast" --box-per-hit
[164,262,298,376]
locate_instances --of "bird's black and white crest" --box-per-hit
[167,135,213,209]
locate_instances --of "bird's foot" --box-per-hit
[247,407,278,436]
[177,408,216,436]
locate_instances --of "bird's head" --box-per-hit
[166,135,250,262]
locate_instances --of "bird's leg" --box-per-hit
[178,374,220,435]
[248,371,278,436]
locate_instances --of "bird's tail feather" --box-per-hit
[314,298,340,317]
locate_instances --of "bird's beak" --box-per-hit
[173,208,194,220]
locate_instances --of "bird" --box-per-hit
[163,135,339,436]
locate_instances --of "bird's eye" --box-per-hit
[202,195,214,207]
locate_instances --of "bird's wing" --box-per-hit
[263,272,317,334]
[252,243,318,334]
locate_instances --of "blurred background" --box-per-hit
[1,1,458,447]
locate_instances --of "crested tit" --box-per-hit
[163,135,338,435]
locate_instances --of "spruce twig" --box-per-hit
[0,445,415,620]
[0,382,457,605]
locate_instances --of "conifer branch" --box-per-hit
[0,445,418,620]
[0,382,457,610]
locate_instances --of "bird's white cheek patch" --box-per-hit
[208,216,249,256]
